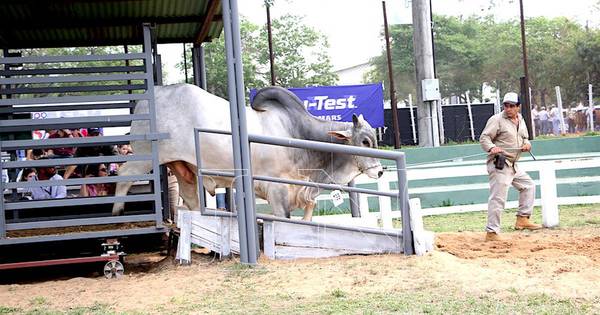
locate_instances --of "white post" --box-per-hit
[408,94,417,144]
[494,89,501,114]
[538,162,559,227]
[175,210,192,264]
[555,86,566,133]
[589,84,595,132]
[359,193,370,218]
[409,198,434,256]
[437,98,445,144]
[377,178,393,229]
[465,91,475,141]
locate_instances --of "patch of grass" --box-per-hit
[225,262,268,278]
[330,288,347,298]
[29,297,47,307]
[0,306,21,315]
[286,291,599,315]
[416,204,600,233]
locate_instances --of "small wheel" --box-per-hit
[103,260,125,279]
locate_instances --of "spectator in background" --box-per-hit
[63,128,116,179]
[46,129,78,158]
[538,106,549,135]
[26,164,67,200]
[79,163,114,197]
[531,105,540,136]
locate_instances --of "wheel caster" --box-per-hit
[103,260,124,279]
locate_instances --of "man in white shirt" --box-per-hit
[28,166,67,200]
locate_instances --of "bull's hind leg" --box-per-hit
[112,161,153,215]
[167,161,200,211]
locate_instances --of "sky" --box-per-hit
[159,0,599,84]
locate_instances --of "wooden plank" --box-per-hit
[272,221,402,254]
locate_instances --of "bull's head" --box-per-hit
[328,114,384,179]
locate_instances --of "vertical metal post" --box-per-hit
[520,77,533,136]
[222,0,259,265]
[192,45,207,89]
[395,155,414,255]
[183,43,189,84]
[0,141,6,238]
[382,1,401,149]
[348,179,360,217]
[143,24,163,226]
[193,129,207,213]
[266,3,276,85]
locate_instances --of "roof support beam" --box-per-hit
[194,0,220,44]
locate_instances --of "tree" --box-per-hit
[176,15,338,99]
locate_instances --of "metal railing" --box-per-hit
[193,127,415,255]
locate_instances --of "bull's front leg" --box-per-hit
[112,161,153,216]
[267,183,291,218]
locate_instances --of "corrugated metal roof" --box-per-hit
[0,0,223,49]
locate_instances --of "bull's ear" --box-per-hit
[328,130,352,140]
[352,114,364,128]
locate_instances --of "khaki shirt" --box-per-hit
[480,111,531,167]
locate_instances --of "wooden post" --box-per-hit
[377,179,393,229]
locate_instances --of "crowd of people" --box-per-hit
[15,128,129,201]
[531,104,598,136]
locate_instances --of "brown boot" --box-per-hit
[515,216,542,230]
[485,232,502,242]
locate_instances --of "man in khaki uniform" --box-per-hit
[480,92,542,241]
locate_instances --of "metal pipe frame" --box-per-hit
[0,254,120,271]
[0,93,149,106]
[142,23,164,227]
[0,65,145,76]
[0,102,136,114]
[193,129,415,256]
[1,133,168,150]
[0,227,166,245]
[220,0,259,265]
[7,214,156,231]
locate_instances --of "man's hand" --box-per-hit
[521,143,531,152]
[490,147,504,154]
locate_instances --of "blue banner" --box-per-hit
[250,83,384,127]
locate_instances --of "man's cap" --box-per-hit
[502,92,520,105]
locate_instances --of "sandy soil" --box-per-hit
[1,227,599,313]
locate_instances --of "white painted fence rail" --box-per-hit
[319,156,600,228]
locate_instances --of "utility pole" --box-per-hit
[382,1,401,149]
[519,0,533,140]
[412,0,440,147]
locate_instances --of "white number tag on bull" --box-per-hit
[330,190,344,207]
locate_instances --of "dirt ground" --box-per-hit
[1,226,599,313]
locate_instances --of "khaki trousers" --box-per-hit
[486,162,535,233]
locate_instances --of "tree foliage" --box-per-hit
[366,15,600,107]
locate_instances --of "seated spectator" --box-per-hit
[79,164,114,197]
[63,128,116,179]
[46,129,78,158]
[26,164,67,200]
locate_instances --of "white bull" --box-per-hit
[112,84,383,220]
